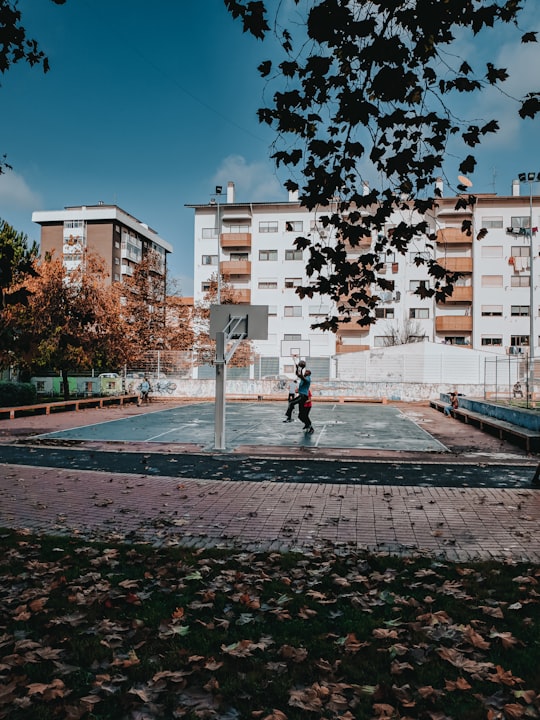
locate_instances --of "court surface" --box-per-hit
[34,401,449,453]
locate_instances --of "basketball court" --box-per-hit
[32,400,449,453]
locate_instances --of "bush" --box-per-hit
[0,381,37,406]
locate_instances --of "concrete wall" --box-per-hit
[441,393,540,431]
[142,378,486,402]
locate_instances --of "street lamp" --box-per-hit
[517,172,540,401]
[210,185,225,304]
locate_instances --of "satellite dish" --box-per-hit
[458,175,473,188]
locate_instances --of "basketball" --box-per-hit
[298,360,306,367]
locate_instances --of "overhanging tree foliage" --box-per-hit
[225,0,540,330]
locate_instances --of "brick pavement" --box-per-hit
[1,400,540,562]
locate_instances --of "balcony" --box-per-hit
[220,260,251,276]
[220,232,252,248]
[335,344,370,354]
[436,227,472,244]
[435,315,473,332]
[445,285,473,303]
[337,318,369,334]
[437,256,473,273]
[234,289,251,304]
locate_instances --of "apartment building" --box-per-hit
[190,178,539,377]
[32,204,173,284]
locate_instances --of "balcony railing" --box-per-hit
[234,289,251,304]
[335,344,370,353]
[220,232,252,248]
[437,256,473,273]
[435,315,473,332]
[220,260,251,276]
[436,227,472,244]
[445,286,473,303]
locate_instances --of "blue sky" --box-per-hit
[0,0,539,296]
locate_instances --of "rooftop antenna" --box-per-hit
[491,167,497,193]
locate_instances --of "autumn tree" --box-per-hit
[193,273,254,368]
[225,0,540,329]
[0,0,66,174]
[121,250,193,361]
[0,219,39,370]
[19,253,134,398]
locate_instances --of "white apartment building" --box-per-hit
[190,179,540,378]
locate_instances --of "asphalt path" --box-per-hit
[0,443,537,489]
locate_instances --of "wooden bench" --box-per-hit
[0,394,139,420]
[430,399,540,453]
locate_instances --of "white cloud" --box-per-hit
[0,170,42,209]
[213,155,284,202]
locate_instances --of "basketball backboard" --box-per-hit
[281,339,310,359]
[209,305,269,340]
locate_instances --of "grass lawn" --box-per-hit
[0,528,539,719]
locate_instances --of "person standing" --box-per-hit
[299,389,313,433]
[284,361,311,422]
[287,379,298,415]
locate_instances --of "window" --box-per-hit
[284,334,302,341]
[258,280,278,289]
[284,306,302,317]
[481,216,503,228]
[410,308,429,319]
[511,275,530,287]
[259,249,278,261]
[409,280,429,291]
[202,227,218,239]
[202,254,218,265]
[114,257,120,265]
[114,240,120,249]
[259,221,278,233]
[36,381,45,392]
[511,246,530,257]
[375,307,395,319]
[511,305,530,316]
[285,249,303,261]
[481,305,503,316]
[309,304,330,315]
[224,224,250,233]
[64,220,84,228]
[285,221,303,232]
[284,277,302,288]
[511,216,531,228]
[229,252,248,261]
[481,337,503,346]
[445,336,467,345]
[511,335,530,347]
[481,275,503,287]
[481,245,503,258]
[201,282,212,292]
[268,305,277,316]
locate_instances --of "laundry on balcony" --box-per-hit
[513,256,530,272]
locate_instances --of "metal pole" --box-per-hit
[214,331,226,450]
[216,197,221,305]
[529,181,535,404]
